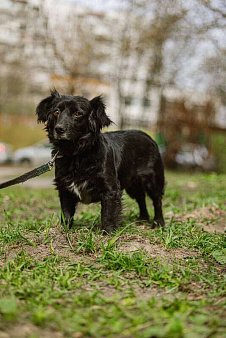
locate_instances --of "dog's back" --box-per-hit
[103,129,164,190]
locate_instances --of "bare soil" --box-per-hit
[117,234,199,259]
[166,203,226,233]
[0,323,65,338]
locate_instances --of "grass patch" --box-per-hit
[0,171,225,337]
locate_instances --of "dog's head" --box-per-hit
[36,89,112,143]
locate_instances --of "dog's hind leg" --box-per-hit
[126,183,150,222]
[59,189,79,229]
[146,189,164,228]
[145,158,165,228]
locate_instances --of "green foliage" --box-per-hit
[0,298,18,320]
[212,249,226,265]
[211,132,226,173]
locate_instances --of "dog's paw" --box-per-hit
[151,218,165,229]
[138,216,150,224]
[102,225,117,235]
[61,218,74,230]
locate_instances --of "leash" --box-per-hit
[0,151,59,190]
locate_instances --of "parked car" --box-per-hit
[13,141,52,166]
[175,143,215,171]
[0,141,12,164]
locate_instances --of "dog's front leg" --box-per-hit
[101,190,122,233]
[59,189,79,229]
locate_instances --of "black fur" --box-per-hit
[36,90,165,233]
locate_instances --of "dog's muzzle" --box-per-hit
[54,126,69,140]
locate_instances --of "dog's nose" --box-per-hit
[55,125,65,134]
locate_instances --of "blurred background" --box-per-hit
[0,0,225,172]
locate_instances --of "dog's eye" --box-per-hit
[54,109,60,116]
[75,112,82,118]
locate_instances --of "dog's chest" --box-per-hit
[67,180,92,204]
[55,157,103,203]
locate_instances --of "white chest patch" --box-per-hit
[68,181,88,199]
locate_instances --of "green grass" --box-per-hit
[211,132,226,173]
[0,171,225,337]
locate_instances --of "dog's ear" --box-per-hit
[36,89,60,123]
[89,96,112,132]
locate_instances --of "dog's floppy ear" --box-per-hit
[89,96,112,132]
[36,89,60,123]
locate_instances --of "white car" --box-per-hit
[175,143,215,170]
[13,141,52,165]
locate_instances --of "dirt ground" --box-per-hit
[166,203,226,234]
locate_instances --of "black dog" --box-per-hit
[36,89,165,233]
